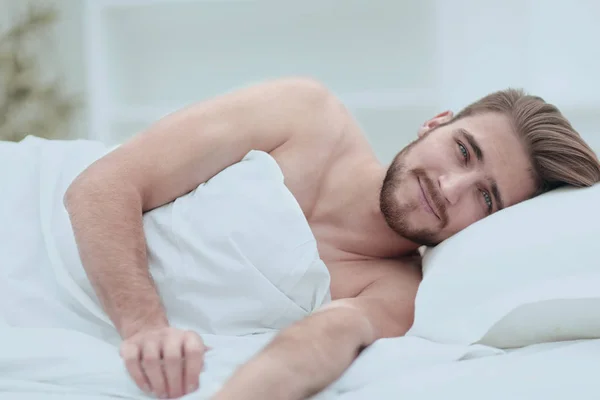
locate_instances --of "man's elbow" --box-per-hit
[63,166,140,216]
[63,172,90,211]
[312,301,377,347]
[63,168,102,211]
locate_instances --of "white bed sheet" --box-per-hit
[1,325,598,400]
[327,337,600,400]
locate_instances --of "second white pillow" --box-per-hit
[406,183,600,348]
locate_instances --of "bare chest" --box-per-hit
[308,227,383,300]
[270,135,395,300]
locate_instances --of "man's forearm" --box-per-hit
[214,304,375,400]
[64,180,168,338]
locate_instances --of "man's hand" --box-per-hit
[212,259,421,400]
[119,327,207,399]
[212,304,375,400]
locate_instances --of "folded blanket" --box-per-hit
[0,136,331,344]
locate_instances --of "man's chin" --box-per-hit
[397,228,439,247]
[382,214,440,247]
[395,219,442,247]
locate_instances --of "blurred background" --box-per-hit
[1,0,599,163]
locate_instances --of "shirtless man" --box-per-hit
[63,77,600,399]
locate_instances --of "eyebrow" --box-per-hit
[458,128,505,211]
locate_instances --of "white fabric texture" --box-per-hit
[407,182,600,348]
[2,325,599,400]
[1,136,331,343]
[2,136,600,399]
[331,337,600,400]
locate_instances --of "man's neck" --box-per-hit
[313,160,419,260]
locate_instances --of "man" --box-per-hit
[64,77,600,399]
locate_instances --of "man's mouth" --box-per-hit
[419,177,441,220]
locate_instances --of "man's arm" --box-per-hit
[213,258,422,400]
[63,77,347,398]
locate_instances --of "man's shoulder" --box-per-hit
[266,83,371,214]
[270,76,370,147]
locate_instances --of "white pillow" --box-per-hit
[406,183,600,349]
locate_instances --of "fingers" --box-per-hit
[183,331,205,393]
[141,339,168,398]
[163,334,184,398]
[120,342,151,395]
[120,328,206,399]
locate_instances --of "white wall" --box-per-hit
[85,0,443,163]
[49,0,87,138]
[435,0,600,152]
[84,0,600,162]
[4,0,600,160]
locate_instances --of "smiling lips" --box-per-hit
[419,177,440,220]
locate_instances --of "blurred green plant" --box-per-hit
[0,4,81,142]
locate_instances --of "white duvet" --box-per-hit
[1,136,598,399]
[1,325,599,399]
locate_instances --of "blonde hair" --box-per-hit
[454,89,600,194]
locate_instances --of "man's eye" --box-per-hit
[482,190,493,213]
[458,142,469,163]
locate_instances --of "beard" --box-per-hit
[379,140,448,247]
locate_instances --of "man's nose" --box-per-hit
[438,172,478,205]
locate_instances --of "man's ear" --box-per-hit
[417,110,454,138]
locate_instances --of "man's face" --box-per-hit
[380,111,536,246]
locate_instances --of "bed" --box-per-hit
[1,137,600,399]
